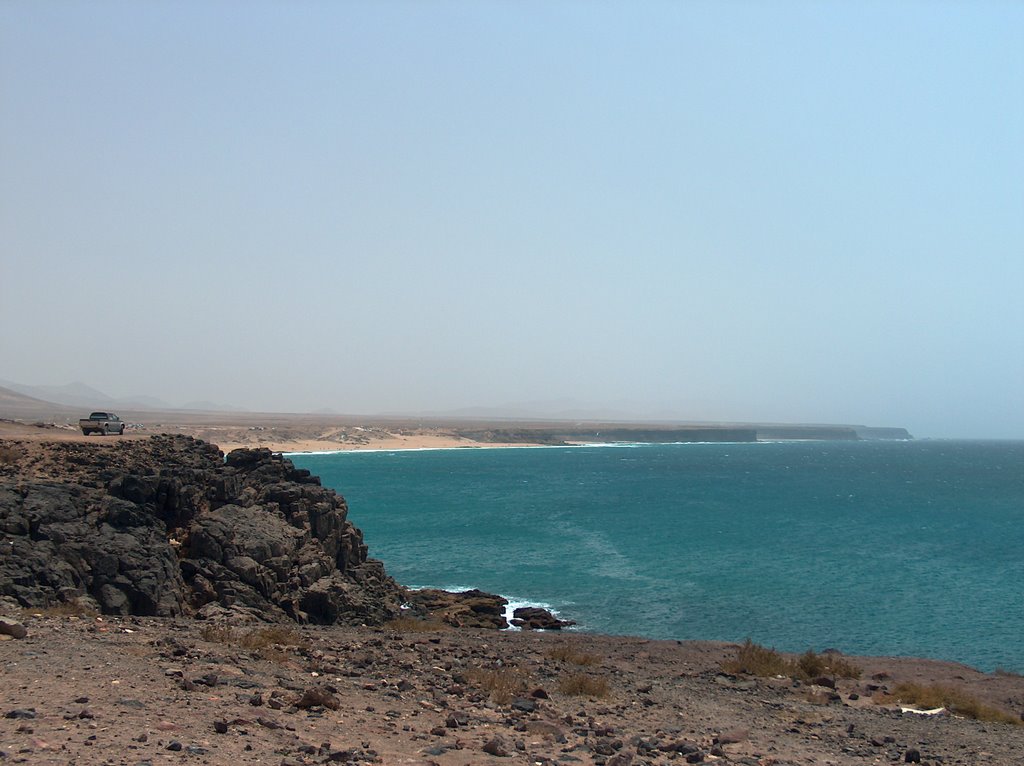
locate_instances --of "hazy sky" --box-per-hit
[2,2,1022,438]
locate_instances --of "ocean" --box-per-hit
[290,440,1024,672]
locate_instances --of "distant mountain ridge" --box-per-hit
[0,380,241,413]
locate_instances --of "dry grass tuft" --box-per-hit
[25,601,98,618]
[795,649,862,680]
[721,639,791,677]
[887,682,1022,725]
[467,666,529,704]
[722,640,860,681]
[199,623,306,662]
[383,616,452,633]
[993,667,1024,678]
[199,623,235,643]
[0,445,21,465]
[557,672,610,698]
[546,644,601,666]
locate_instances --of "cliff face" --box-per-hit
[0,436,404,624]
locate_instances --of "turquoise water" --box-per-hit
[291,441,1024,672]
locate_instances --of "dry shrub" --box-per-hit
[200,623,305,662]
[383,616,452,633]
[722,640,860,681]
[241,625,304,649]
[803,688,835,706]
[994,667,1024,678]
[795,649,861,680]
[467,666,529,704]
[199,623,235,643]
[0,445,21,465]
[889,682,1021,725]
[557,672,610,698]
[25,601,98,618]
[722,639,791,677]
[546,644,600,666]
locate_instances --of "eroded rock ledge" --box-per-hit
[0,436,405,625]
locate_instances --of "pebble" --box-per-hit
[483,735,512,757]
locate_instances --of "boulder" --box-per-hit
[403,588,509,629]
[0,616,27,639]
[511,606,576,630]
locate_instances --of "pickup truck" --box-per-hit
[79,412,125,436]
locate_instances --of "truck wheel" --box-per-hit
[81,429,90,436]
[119,425,125,435]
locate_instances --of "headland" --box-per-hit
[1,433,1020,766]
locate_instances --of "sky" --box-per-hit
[1,1,1022,438]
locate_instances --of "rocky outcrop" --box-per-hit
[403,588,509,629]
[0,436,404,624]
[511,606,576,630]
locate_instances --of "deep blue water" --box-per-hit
[291,441,1024,672]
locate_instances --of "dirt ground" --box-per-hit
[2,613,1023,766]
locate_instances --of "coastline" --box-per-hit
[0,409,915,455]
[2,434,1023,764]
[0,418,549,454]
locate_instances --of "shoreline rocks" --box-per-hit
[511,605,576,630]
[403,587,510,629]
[1,435,573,633]
[0,436,405,625]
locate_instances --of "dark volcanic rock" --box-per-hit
[0,616,28,639]
[482,735,512,757]
[403,588,509,629]
[511,606,575,630]
[0,436,403,625]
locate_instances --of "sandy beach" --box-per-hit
[0,415,548,454]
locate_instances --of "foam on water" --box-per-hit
[404,583,566,632]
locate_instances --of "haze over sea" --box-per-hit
[292,441,1024,672]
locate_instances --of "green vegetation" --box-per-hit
[722,639,861,681]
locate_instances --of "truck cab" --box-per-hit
[79,412,125,436]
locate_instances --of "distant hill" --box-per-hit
[180,400,247,413]
[0,380,242,414]
[0,385,73,418]
[0,380,113,408]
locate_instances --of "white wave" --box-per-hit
[405,583,480,593]
[403,583,569,632]
[285,444,575,456]
[502,595,569,632]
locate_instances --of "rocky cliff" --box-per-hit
[0,436,405,624]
